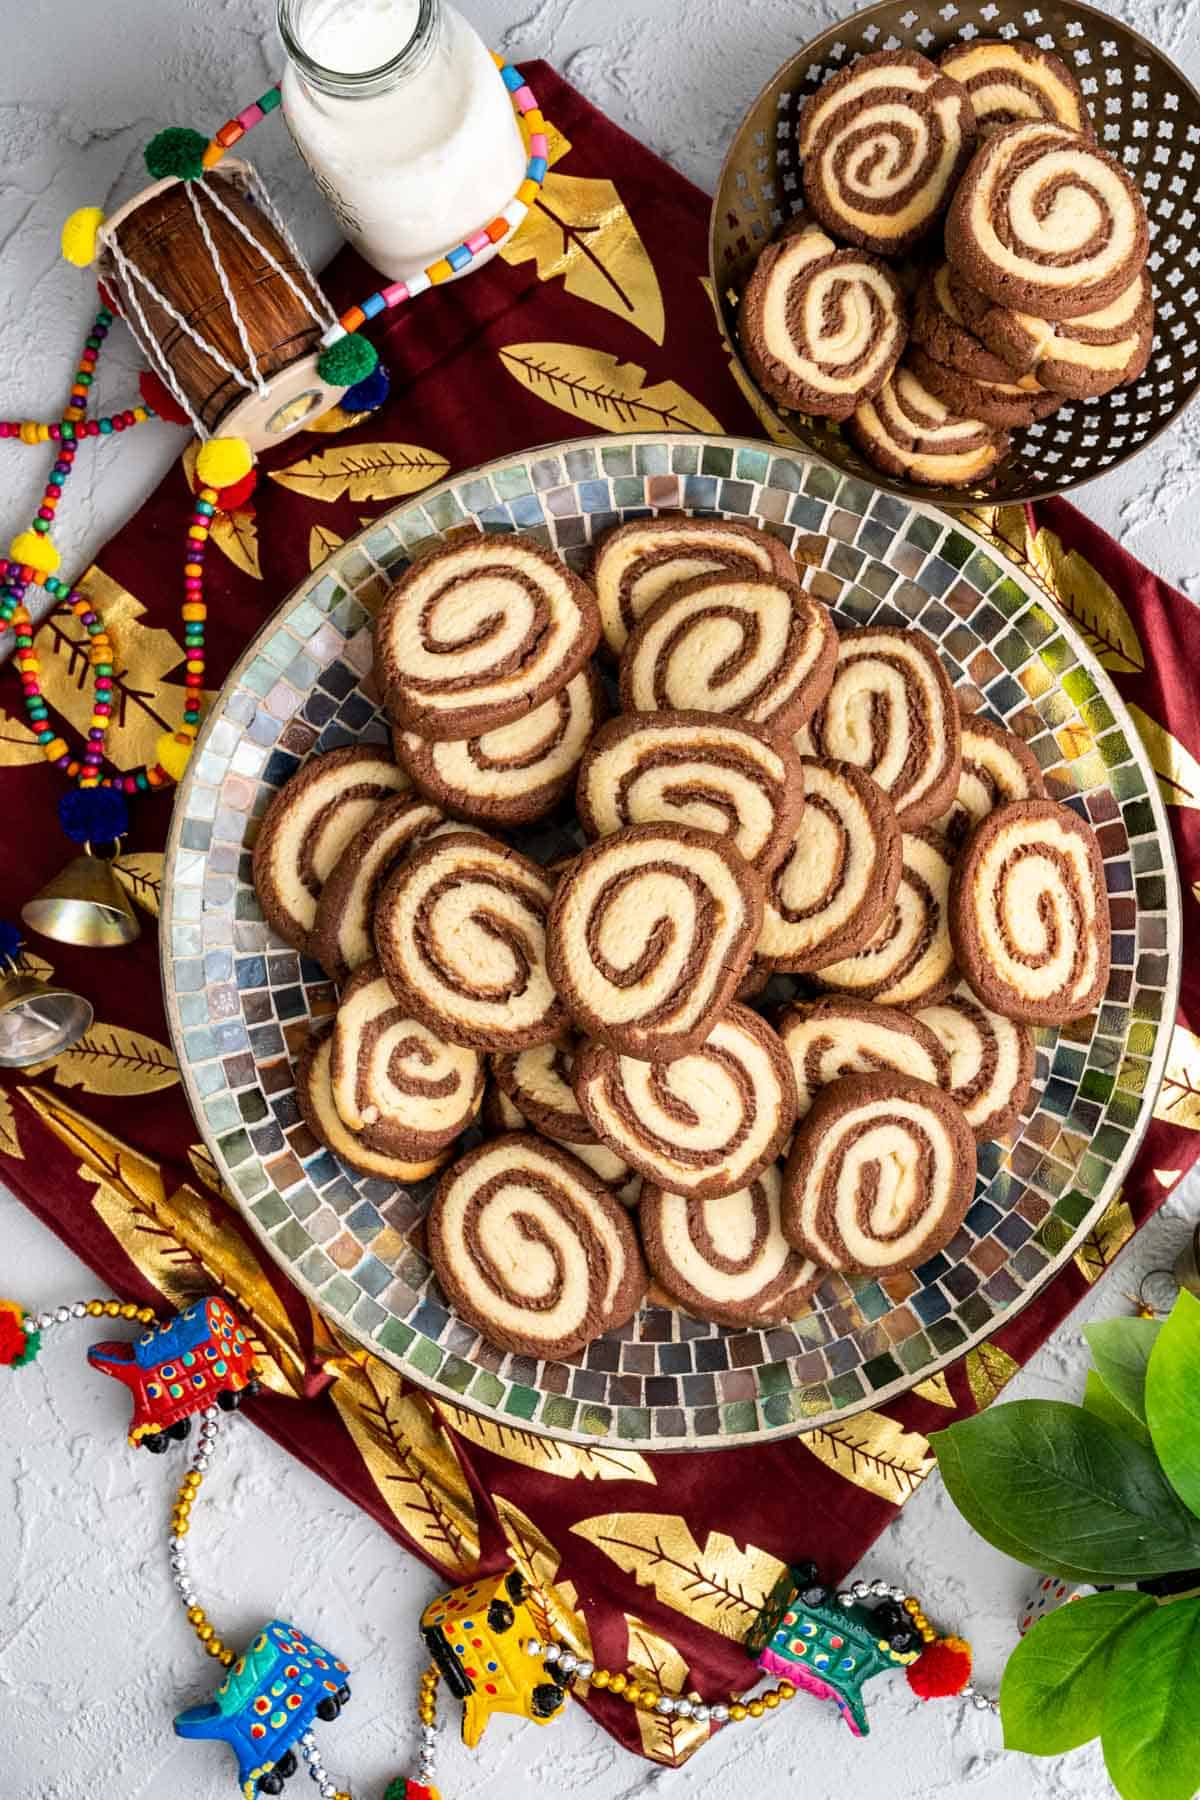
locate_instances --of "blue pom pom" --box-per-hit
[0,920,22,965]
[58,787,130,847]
[342,363,390,414]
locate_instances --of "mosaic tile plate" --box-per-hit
[161,434,1181,1452]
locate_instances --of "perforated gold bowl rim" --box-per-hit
[708,0,1200,509]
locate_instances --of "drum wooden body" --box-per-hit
[99,165,347,450]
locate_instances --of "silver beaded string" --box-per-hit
[168,1405,221,1617]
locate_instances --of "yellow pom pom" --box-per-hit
[195,436,253,489]
[155,730,195,782]
[9,530,60,575]
[61,206,106,268]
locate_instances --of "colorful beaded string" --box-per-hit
[203,56,550,329]
[0,300,154,446]
[0,306,210,800]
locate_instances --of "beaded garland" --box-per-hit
[202,56,551,341]
[0,1289,987,1800]
[0,306,208,804]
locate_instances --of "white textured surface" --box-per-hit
[1,2,1199,1796]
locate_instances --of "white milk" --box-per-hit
[278,0,527,282]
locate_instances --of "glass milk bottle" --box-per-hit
[278,0,528,283]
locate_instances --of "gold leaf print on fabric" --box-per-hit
[799,1411,935,1503]
[965,1340,1021,1409]
[1074,1194,1136,1284]
[493,1495,593,1665]
[440,1403,656,1485]
[328,1333,480,1576]
[1127,704,1200,810]
[18,1085,307,1399]
[625,1615,710,1766]
[911,1371,956,1409]
[269,443,450,503]
[499,343,724,435]
[501,172,666,345]
[30,1021,179,1095]
[112,851,163,919]
[309,524,346,570]
[570,1513,784,1640]
[1029,530,1145,675]
[46,567,212,773]
[1154,1023,1200,1131]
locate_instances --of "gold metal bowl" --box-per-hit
[709,0,1200,507]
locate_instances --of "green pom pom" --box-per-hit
[382,1783,410,1800]
[145,127,209,182]
[13,1326,41,1368]
[318,333,380,387]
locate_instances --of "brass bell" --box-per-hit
[0,967,93,1066]
[21,851,140,948]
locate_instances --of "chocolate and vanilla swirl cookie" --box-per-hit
[375,830,566,1051]
[818,830,958,1008]
[428,1134,647,1358]
[330,962,484,1159]
[576,710,805,874]
[936,714,1046,850]
[939,40,1090,139]
[376,534,600,740]
[756,758,902,973]
[295,1033,449,1183]
[493,1036,594,1144]
[641,1164,822,1328]
[310,792,446,984]
[590,515,797,658]
[906,345,1060,428]
[619,575,837,740]
[482,1082,643,1205]
[916,984,1035,1141]
[781,1072,976,1275]
[801,626,962,828]
[946,122,1150,321]
[850,364,1008,487]
[911,262,1020,385]
[393,666,603,828]
[574,1004,797,1200]
[949,797,1111,1024]
[253,745,410,957]
[778,996,950,1120]
[960,269,1155,399]
[547,823,762,1061]
[797,49,976,256]
[738,217,907,419]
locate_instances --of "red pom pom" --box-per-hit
[214,468,258,511]
[906,1636,973,1700]
[0,1303,34,1368]
[138,369,191,427]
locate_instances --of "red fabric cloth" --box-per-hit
[1,65,1196,1768]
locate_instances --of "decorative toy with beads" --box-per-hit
[420,1569,572,1748]
[1,1290,993,1794]
[746,1563,973,1736]
[174,1619,351,1798]
[87,1295,260,1451]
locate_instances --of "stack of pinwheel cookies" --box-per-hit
[253,518,1112,1358]
[738,42,1154,486]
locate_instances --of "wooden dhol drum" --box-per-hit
[98,162,348,451]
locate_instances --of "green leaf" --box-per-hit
[932,1401,1200,1581]
[1085,1316,1162,1430]
[1084,1370,1152,1448]
[1001,1591,1155,1755]
[1102,1595,1200,1800]
[1146,1291,1200,1521]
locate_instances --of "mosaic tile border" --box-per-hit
[161,434,1182,1451]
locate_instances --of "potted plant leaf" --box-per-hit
[932,1290,1200,1800]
